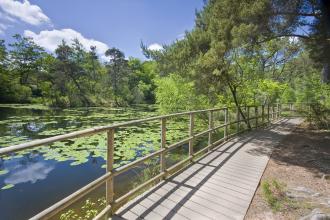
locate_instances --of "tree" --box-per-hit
[9,34,45,85]
[127,58,157,104]
[143,0,303,126]
[243,0,330,83]
[105,48,131,105]
[53,40,92,107]
[0,38,37,103]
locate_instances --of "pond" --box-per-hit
[0,104,216,220]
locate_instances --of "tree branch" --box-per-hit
[257,34,310,44]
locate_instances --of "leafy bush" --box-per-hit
[308,103,330,129]
[155,74,209,113]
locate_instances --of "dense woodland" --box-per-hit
[0,0,329,119]
[0,34,157,107]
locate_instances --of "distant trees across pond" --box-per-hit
[0,35,157,107]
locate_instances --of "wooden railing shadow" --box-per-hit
[114,134,257,219]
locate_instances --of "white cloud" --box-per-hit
[0,0,50,25]
[148,43,163,51]
[5,162,54,185]
[0,23,7,35]
[0,10,16,23]
[24,28,109,60]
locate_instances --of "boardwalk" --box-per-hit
[114,118,302,220]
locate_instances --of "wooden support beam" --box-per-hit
[106,129,114,215]
[262,105,265,126]
[160,118,166,176]
[247,106,250,129]
[236,107,240,133]
[189,113,194,157]
[267,104,270,124]
[224,108,228,140]
[208,110,213,151]
[255,106,258,128]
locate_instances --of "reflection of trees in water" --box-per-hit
[18,152,41,166]
[0,157,4,169]
[90,151,99,165]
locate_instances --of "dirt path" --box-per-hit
[245,123,330,220]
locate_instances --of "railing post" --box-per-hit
[247,106,250,130]
[160,118,166,176]
[255,106,258,128]
[106,129,114,215]
[208,110,213,151]
[267,104,270,125]
[189,113,194,158]
[236,107,240,134]
[224,108,228,140]
[276,103,280,119]
[272,105,275,121]
[261,105,265,126]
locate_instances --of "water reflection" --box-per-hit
[25,122,45,132]
[5,162,54,185]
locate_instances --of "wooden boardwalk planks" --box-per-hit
[113,118,302,220]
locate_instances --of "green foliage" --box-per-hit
[261,179,287,212]
[155,74,209,113]
[142,0,328,118]
[0,35,157,107]
[132,160,160,188]
[60,197,106,220]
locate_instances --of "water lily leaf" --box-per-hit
[70,158,89,166]
[0,169,9,175]
[1,184,14,190]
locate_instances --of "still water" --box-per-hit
[0,104,209,220]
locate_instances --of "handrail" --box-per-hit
[0,103,297,220]
[0,107,226,156]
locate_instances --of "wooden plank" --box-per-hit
[114,118,302,220]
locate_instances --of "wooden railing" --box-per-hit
[0,104,284,220]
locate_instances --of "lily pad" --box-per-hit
[0,169,9,175]
[1,184,14,190]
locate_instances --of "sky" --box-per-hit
[0,0,205,60]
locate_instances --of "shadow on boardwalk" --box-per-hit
[113,118,302,220]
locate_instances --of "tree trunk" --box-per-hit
[227,82,252,129]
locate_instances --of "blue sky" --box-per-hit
[0,0,204,59]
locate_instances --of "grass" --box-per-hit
[261,179,297,212]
